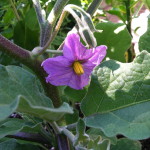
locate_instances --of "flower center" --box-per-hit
[73,61,84,75]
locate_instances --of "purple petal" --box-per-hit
[88,45,107,65]
[46,71,90,90]
[42,55,90,89]
[41,56,72,75]
[63,33,87,61]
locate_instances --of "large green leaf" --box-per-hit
[85,101,150,139]
[64,87,87,102]
[0,118,39,139]
[0,65,73,122]
[25,8,39,31]
[139,16,150,52]
[81,50,150,139]
[81,50,150,115]
[0,139,41,150]
[14,21,39,50]
[95,22,131,62]
[110,138,141,150]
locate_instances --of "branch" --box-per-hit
[7,132,50,145]
[0,35,31,63]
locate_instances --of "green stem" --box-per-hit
[32,0,46,46]
[41,0,69,47]
[87,0,103,16]
[47,0,69,27]
[9,0,21,21]
[46,50,63,54]
[49,122,62,134]
[32,0,45,25]
[61,128,75,144]
[125,0,134,62]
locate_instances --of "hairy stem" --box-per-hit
[87,0,103,16]
[61,128,75,144]
[32,0,45,25]
[0,35,61,107]
[9,0,21,21]
[32,0,46,46]
[40,0,69,50]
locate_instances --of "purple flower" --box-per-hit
[42,33,107,90]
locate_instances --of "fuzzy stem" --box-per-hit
[50,122,62,134]
[47,0,69,26]
[0,34,61,107]
[87,0,103,16]
[9,0,21,21]
[40,0,69,50]
[32,0,46,46]
[38,7,82,54]
[32,0,45,25]
[61,128,75,144]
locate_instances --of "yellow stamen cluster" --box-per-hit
[73,61,84,75]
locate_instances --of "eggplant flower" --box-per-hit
[42,33,107,90]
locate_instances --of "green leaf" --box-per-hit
[0,139,41,150]
[85,101,150,139]
[14,21,39,50]
[65,109,79,124]
[110,138,141,150]
[74,119,89,146]
[25,8,40,31]
[81,51,150,139]
[87,128,117,145]
[107,8,126,22]
[81,50,150,115]
[95,22,131,62]
[87,138,110,150]
[0,65,73,122]
[64,87,87,102]
[0,118,39,139]
[139,16,150,52]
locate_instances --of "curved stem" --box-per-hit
[61,128,75,144]
[57,0,103,50]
